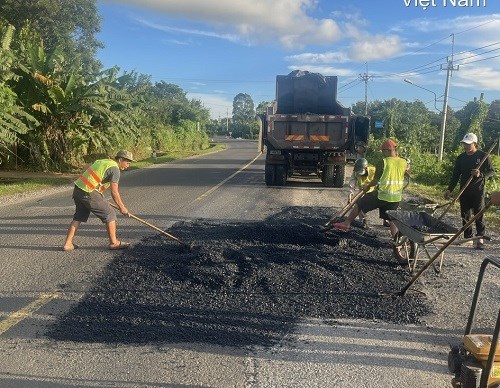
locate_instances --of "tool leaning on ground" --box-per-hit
[397,197,493,296]
[109,202,192,251]
[321,187,367,232]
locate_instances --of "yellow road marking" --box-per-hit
[195,153,262,201]
[0,291,59,335]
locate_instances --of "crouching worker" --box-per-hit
[62,150,134,251]
[348,158,376,228]
[331,139,409,239]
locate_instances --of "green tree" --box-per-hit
[256,101,271,115]
[0,20,38,162]
[233,93,255,123]
[0,0,102,73]
[439,106,461,154]
[455,99,489,149]
[232,93,258,139]
[483,100,500,148]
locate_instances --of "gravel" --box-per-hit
[47,206,445,347]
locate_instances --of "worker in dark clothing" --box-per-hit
[443,133,495,250]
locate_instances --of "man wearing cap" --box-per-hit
[332,139,409,241]
[62,150,135,251]
[444,133,495,250]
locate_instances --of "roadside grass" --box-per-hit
[0,143,226,198]
[0,176,76,197]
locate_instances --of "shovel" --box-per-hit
[109,203,192,251]
[321,188,366,232]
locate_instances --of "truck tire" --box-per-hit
[322,165,335,187]
[333,164,346,188]
[265,163,276,186]
[275,165,287,186]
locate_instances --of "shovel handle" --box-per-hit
[325,190,365,226]
[109,202,189,247]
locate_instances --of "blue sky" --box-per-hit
[97,0,500,119]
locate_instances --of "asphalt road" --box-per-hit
[0,139,499,388]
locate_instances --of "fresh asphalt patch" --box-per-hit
[47,206,430,347]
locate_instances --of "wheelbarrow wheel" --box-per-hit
[392,231,416,265]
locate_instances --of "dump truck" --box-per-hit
[260,70,370,187]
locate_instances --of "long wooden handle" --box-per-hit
[109,203,189,247]
[399,200,492,296]
[324,189,366,228]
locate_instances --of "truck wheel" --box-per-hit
[333,164,345,188]
[265,163,276,186]
[275,165,287,186]
[322,165,335,187]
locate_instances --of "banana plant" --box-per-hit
[11,25,140,169]
[0,22,37,161]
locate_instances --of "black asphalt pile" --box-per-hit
[48,206,430,347]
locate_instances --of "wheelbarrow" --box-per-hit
[387,210,482,273]
[398,198,447,215]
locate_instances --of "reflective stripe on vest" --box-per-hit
[75,159,118,193]
[378,157,407,202]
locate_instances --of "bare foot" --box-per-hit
[62,244,78,251]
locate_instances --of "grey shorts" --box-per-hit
[357,191,400,220]
[72,186,116,223]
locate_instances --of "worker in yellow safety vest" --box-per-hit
[331,139,409,242]
[348,158,376,228]
[62,150,134,251]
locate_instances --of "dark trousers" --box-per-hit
[459,189,485,238]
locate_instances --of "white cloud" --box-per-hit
[107,0,343,48]
[396,14,500,47]
[137,18,241,44]
[454,61,500,91]
[349,35,402,62]
[187,92,233,119]
[285,52,350,64]
[287,65,356,77]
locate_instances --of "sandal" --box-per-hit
[109,241,131,250]
[332,223,350,232]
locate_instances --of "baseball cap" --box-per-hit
[380,139,397,150]
[115,150,135,162]
[461,133,478,144]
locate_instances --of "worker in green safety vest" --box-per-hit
[331,138,409,240]
[62,150,135,251]
[348,158,376,228]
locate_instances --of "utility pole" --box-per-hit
[438,34,459,162]
[359,63,373,115]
